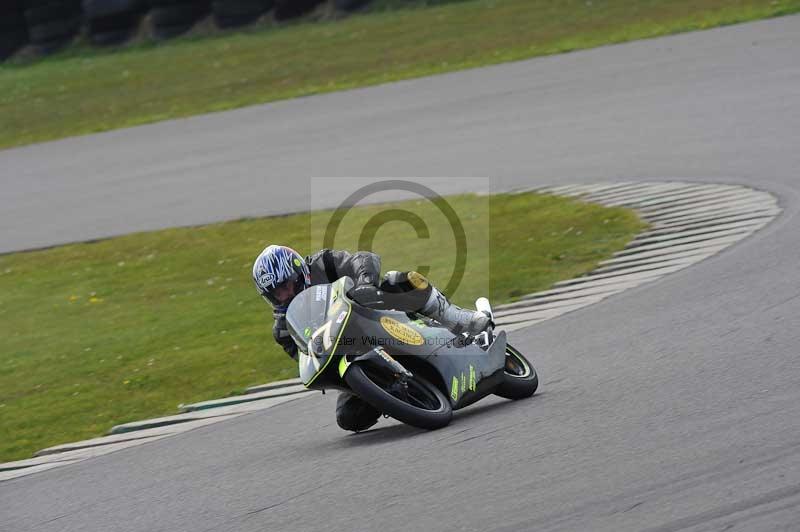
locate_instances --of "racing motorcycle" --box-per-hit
[285,277,538,430]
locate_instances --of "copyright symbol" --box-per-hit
[322,180,467,296]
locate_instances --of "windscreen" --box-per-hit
[286,277,353,384]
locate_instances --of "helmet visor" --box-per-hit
[262,271,306,307]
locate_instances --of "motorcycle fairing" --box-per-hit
[342,303,508,409]
[425,330,507,409]
[287,277,354,387]
[288,278,509,409]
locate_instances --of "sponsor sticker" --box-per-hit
[469,365,476,392]
[379,316,424,346]
[328,300,343,316]
[315,285,328,301]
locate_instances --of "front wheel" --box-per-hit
[494,343,538,400]
[344,363,453,430]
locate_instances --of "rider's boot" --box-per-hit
[421,286,493,336]
[382,270,493,336]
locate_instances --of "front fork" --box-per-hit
[339,348,413,400]
[339,347,413,377]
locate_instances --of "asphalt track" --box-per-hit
[2,14,800,532]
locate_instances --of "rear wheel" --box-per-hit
[494,343,538,400]
[344,363,452,430]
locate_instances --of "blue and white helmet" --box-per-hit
[252,245,311,308]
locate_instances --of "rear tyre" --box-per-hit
[0,2,28,60]
[89,27,134,45]
[333,0,372,11]
[494,343,538,400]
[344,363,452,430]
[273,0,322,21]
[0,30,28,60]
[24,0,82,53]
[28,16,82,49]
[212,0,271,28]
[151,0,209,39]
[83,0,144,45]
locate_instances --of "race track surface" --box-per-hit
[2,15,800,532]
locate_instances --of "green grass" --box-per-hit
[0,191,647,462]
[2,0,799,149]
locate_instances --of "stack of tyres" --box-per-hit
[0,0,29,60]
[83,0,146,45]
[273,0,322,21]
[150,0,210,39]
[333,0,372,11]
[212,0,272,29]
[23,0,83,54]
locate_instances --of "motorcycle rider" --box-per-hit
[252,244,492,432]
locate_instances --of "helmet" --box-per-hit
[252,245,310,308]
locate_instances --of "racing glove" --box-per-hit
[272,312,298,360]
[350,284,385,307]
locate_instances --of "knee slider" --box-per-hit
[336,394,380,432]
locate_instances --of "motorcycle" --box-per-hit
[285,277,538,430]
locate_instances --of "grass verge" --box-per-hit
[1,0,799,149]
[0,191,646,462]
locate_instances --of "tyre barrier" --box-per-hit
[150,0,210,40]
[333,0,372,12]
[273,0,323,21]
[0,0,29,60]
[24,0,83,54]
[2,0,381,61]
[83,0,145,46]
[212,0,273,29]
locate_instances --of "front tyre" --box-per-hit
[494,343,538,400]
[344,363,453,430]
